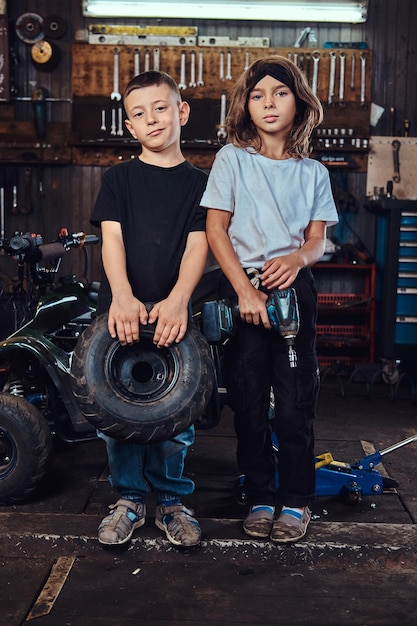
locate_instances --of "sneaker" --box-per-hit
[155,503,202,547]
[270,506,311,544]
[243,507,274,538]
[98,498,146,545]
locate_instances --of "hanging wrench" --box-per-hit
[111,47,121,101]
[217,90,227,141]
[312,51,320,97]
[110,108,116,136]
[100,109,106,132]
[219,50,225,81]
[392,140,401,183]
[178,50,187,90]
[244,50,250,71]
[226,50,232,80]
[360,52,367,104]
[350,52,356,90]
[153,48,160,71]
[144,49,150,72]
[328,51,336,105]
[339,51,346,104]
[117,106,124,136]
[189,50,196,88]
[134,47,140,76]
[197,50,204,86]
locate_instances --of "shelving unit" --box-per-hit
[313,263,376,373]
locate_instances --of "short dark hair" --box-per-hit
[123,70,181,103]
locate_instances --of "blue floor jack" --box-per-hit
[234,433,417,505]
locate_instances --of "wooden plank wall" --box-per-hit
[1,0,416,283]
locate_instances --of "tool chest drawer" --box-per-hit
[313,263,376,372]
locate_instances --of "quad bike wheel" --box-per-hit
[0,393,53,504]
[70,313,215,443]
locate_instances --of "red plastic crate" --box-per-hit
[317,293,371,311]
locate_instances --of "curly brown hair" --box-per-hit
[226,55,323,159]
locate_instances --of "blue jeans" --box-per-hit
[97,426,196,503]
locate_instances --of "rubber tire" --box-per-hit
[70,313,215,443]
[0,393,53,505]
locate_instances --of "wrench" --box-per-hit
[189,50,196,88]
[360,52,367,104]
[100,109,106,131]
[197,50,204,86]
[392,140,401,183]
[350,52,356,90]
[219,50,225,81]
[244,50,250,71]
[134,47,140,76]
[339,52,346,104]
[328,51,336,105]
[110,108,116,136]
[117,106,124,136]
[144,48,150,72]
[217,91,227,141]
[226,50,232,80]
[312,51,320,96]
[111,47,121,101]
[178,50,187,90]
[153,48,160,71]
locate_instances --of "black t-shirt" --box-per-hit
[91,158,207,313]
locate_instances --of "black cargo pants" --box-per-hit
[221,267,319,508]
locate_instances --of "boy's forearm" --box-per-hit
[169,231,208,303]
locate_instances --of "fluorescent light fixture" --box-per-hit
[82,1,368,23]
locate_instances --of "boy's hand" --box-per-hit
[238,286,271,329]
[108,296,148,345]
[148,298,188,348]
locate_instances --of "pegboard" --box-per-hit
[367,137,417,200]
[71,44,372,105]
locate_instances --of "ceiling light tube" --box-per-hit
[82,1,368,23]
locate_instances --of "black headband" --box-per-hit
[248,64,296,94]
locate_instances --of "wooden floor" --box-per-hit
[1,378,417,625]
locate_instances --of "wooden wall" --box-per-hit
[1,0,416,281]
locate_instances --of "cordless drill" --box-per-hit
[201,287,300,368]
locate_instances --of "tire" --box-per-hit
[0,393,53,505]
[70,313,215,443]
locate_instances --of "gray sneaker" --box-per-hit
[98,498,146,545]
[155,503,202,547]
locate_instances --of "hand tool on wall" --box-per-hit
[110,108,116,136]
[111,47,121,101]
[178,50,187,90]
[197,50,204,86]
[328,51,336,104]
[217,90,227,141]
[360,52,367,104]
[21,167,32,215]
[189,50,196,88]
[226,50,232,80]
[134,47,140,76]
[219,50,225,81]
[100,109,106,132]
[389,106,396,136]
[244,50,250,71]
[11,169,18,215]
[144,48,150,72]
[117,107,124,136]
[153,48,160,71]
[339,51,346,105]
[404,119,410,137]
[392,140,401,183]
[350,51,356,90]
[312,51,320,96]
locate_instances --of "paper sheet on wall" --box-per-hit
[367,137,417,199]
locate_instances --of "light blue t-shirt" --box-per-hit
[200,143,339,268]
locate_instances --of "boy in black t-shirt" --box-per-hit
[91,71,208,547]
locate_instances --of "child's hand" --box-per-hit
[148,299,188,348]
[261,255,301,290]
[108,297,148,345]
[238,287,271,329]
